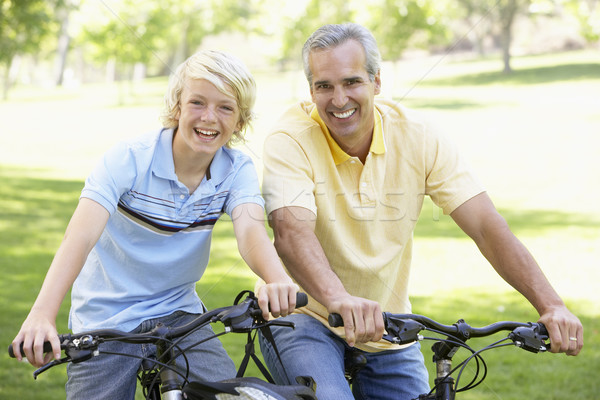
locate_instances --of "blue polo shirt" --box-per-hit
[69,128,264,333]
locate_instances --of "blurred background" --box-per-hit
[1,1,599,399]
[1,0,599,93]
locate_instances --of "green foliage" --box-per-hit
[368,0,450,60]
[79,0,172,75]
[564,0,600,43]
[77,0,264,79]
[278,0,356,67]
[0,0,55,64]
[0,0,61,98]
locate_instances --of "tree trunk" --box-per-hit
[499,0,519,74]
[501,23,513,73]
[54,9,71,86]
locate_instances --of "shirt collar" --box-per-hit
[153,128,178,180]
[310,106,385,165]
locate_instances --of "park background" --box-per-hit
[1,0,599,399]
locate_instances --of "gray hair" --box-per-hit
[302,23,382,86]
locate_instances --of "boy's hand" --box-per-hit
[257,282,300,320]
[12,310,61,368]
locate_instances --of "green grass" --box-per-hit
[1,49,599,399]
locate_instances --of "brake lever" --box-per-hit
[509,324,548,353]
[263,319,296,329]
[218,298,264,333]
[383,314,426,345]
[33,356,70,380]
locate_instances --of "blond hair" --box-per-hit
[161,50,256,146]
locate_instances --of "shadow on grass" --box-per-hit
[415,199,600,239]
[420,63,600,87]
[397,97,487,110]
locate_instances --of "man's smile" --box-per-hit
[331,108,356,119]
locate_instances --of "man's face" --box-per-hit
[309,40,381,155]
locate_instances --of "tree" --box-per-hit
[159,0,262,72]
[53,0,80,86]
[454,0,531,73]
[368,0,448,62]
[497,0,530,73]
[564,0,600,44]
[79,0,170,83]
[0,0,57,99]
[278,0,356,69]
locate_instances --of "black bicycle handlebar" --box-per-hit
[328,312,548,352]
[9,292,308,359]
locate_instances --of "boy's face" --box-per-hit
[309,40,381,153]
[175,78,241,157]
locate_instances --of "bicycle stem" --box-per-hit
[157,341,183,400]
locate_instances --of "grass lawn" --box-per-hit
[1,49,599,399]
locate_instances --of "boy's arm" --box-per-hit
[230,203,298,319]
[12,198,109,367]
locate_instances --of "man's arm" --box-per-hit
[269,206,384,347]
[450,192,583,355]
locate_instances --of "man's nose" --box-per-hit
[332,86,348,108]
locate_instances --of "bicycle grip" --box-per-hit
[296,292,308,308]
[328,313,343,327]
[8,341,55,359]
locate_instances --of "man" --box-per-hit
[259,23,583,400]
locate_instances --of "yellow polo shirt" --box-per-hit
[262,99,484,351]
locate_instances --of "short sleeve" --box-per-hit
[262,133,317,216]
[223,155,265,216]
[424,122,484,215]
[80,141,137,215]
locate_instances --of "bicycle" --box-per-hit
[9,290,317,400]
[328,311,549,400]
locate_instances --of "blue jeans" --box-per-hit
[66,311,236,400]
[259,314,430,400]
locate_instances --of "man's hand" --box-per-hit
[327,295,384,347]
[539,306,583,356]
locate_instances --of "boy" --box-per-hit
[12,50,298,399]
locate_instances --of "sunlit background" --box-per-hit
[1,1,599,398]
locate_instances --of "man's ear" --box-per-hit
[374,71,381,95]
